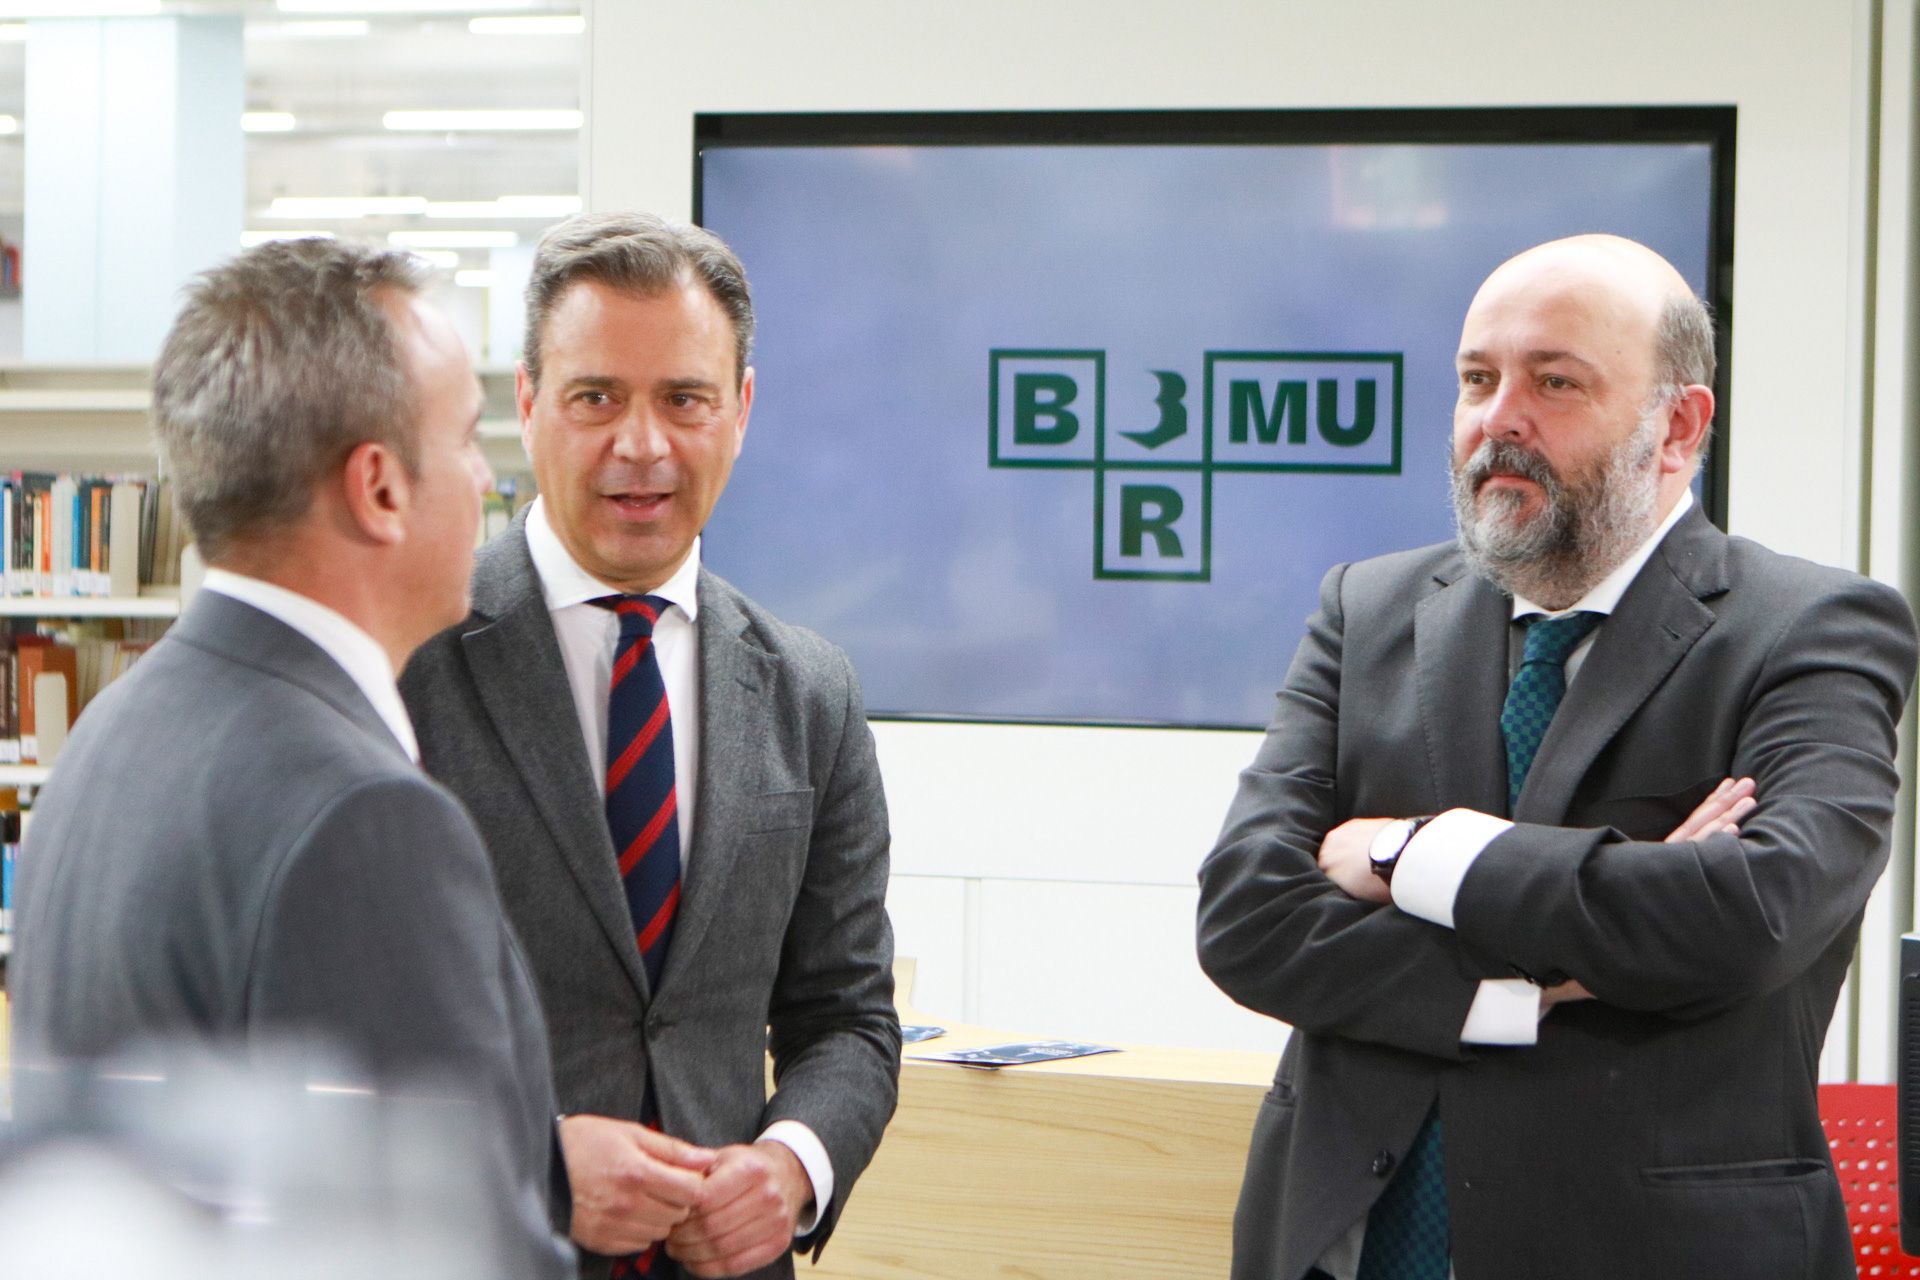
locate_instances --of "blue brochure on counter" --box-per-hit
[900,1024,946,1043]
[911,1040,1119,1068]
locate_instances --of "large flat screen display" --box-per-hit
[696,109,1734,728]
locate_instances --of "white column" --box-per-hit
[23,15,243,362]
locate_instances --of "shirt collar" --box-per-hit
[524,495,702,622]
[1511,487,1694,620]
[199,567,420,763]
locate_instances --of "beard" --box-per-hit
[1451,411,1663,609]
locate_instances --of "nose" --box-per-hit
[1475,377,1531,445]
[610,402,670,463]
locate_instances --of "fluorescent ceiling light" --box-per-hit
[409,249,460,269]
[0,2,159,15]
[0,23,24,41]
[454,269,496,288]
[389,230,518,250]
[247,20,370,39]
[279,0,529,12]
[469,15,583,35]
[267,196,428,219]
[424,195,581,219]
[242,112,296,134]
[240,230,337,247]
[384,110,581,133]
[0,116,18,137]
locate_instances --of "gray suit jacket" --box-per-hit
[400,519,900,1278]
[9,591,571,1277]
[1197,506,1918,1280]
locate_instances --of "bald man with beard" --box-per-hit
[1197,235,1918,1280]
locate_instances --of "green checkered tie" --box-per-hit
[1355,610,1603,1280]
[1502,611,1605,811]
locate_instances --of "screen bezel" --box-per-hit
[692,106,1738,730]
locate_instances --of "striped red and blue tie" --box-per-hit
[594,595,683,1279]
[594,594,682,992]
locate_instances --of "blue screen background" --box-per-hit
[700,141,1714,727]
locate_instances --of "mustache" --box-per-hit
[1460,440,1561,493]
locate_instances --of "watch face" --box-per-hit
[1370,818,1413,867]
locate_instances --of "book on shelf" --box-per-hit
[0,807,24,937]
[2,472,187,599]
[0,621,160,764]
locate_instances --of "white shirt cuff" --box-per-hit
[759,1119,834,1237]
[1389,807,1513,929]
[1461,978,1542,1045]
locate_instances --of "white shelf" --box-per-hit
[0,765,49,787]
[0,595,180,619]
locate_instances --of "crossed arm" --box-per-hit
[1197,561,1915,1055]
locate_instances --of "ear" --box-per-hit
[340,439,411,547]
[1658,384,1715,476]
[516,360,538,455]
[731,365,755,461]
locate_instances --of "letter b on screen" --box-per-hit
[990,349,1102,466]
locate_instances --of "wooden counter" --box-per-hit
[811,1008,1278,1279]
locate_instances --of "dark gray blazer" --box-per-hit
[1197,506,1918,1280]
[400,520,900,1278]
[9,591,572,1277]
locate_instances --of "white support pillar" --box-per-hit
[23,15,243,362]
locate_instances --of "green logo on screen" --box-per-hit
[988,348,1406,582]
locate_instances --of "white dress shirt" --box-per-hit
[1393,489,1697,1044]
[200,568,419,764]
[522,498,834,1232]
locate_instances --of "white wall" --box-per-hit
[582,0,1919,1071]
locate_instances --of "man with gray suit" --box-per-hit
[7,239,636,1277]
[401,213,900,1280]
[1197,235,1918,1278]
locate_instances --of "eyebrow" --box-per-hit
[1457,348,1603,377]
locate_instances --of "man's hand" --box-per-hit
[1666,776,1756,843]
[1317,817,1396,905]
[558,1114,717,1256]
[666,1140,813,1278]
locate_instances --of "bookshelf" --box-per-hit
[0,595,181,620]
[0,365,531,475]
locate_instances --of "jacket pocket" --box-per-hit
[745,787,814,834]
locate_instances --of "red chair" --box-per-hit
[1821,1082,1920,1277]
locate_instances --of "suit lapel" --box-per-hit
[658,571,778,1002]
[1415,558,1511,818]
[1515,506,1728,823]
[462,523,654,1004]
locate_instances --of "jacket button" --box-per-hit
[1371,1151,1395,1177]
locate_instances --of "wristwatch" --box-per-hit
[1369,815,1436,884]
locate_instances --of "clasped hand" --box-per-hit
[558,1114,813,1278]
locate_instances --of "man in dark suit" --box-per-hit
[401,213,900,1280]
[1196,234,1918,1279]
[7,239,579,1275]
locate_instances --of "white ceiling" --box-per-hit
[0,1,584,262]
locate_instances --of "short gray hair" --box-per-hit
[522,211,753,388]
[152,238,433,562]
[1653,292,1716,395]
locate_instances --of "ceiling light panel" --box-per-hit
[469,15,584,35]
[242,113,297,133]
[424,196,580,219]
[389,230,518,249]
[383,110,581,132]
[0,2,158,15]
[268,196,428,218]
[240,230,338,247]
[247,20,371,39]
[278,1,535,13]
